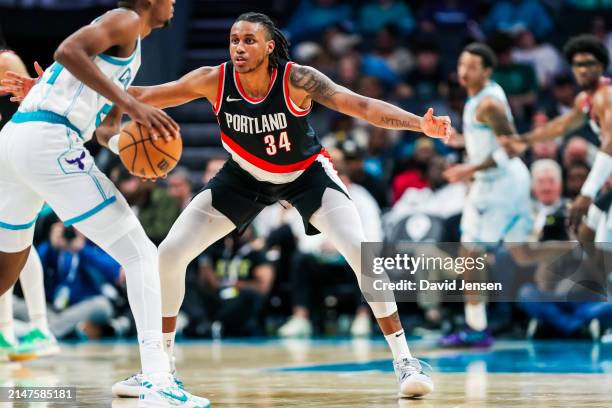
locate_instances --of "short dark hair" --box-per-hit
[463,42,497,69]
[563,34,609,68]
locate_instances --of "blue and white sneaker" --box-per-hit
[139,375,210,407]
[112,372,184,398]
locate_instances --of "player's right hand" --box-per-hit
[124,99,180,142]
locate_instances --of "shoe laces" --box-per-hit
[395,358,432,381]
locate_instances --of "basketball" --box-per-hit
[118,121,182,178]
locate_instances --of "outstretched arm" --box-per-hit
[128,66,220,109]
[288,64,450,139]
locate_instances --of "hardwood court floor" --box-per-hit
[1,339,610,407]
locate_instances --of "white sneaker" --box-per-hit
[350,314,372,337]
[278,316,312,338]
[112,373,143,398]
[394,357,434,398]
[112,370,184,398]
[139,374,210,407]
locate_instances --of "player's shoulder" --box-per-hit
[476,95,506,114]
[0,50,23,71]
[593,83,612,108]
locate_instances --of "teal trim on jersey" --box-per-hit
[472,122,490,129]
[0,216,38,230]
[98,37,140,66]
[88,173,108,200]
[64,196,117,226]
[12,110,83,139]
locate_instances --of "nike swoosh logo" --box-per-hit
[159,389,188,402]
[226,96,242,102]
[395,331,404,338]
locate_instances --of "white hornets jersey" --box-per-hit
[462,81,514,178]
[18,23,140,141]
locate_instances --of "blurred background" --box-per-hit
[0,0,611,343]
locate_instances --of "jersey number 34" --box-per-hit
[264,131,291,156]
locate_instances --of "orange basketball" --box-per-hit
[118,121,182,178]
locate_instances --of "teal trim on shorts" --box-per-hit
[63,196,117,226]
[0,216,38,230]
[12,110,82,139]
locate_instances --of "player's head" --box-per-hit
[230,12,290,74]
[458,43,496,89]
[563,34,609,90]
[117,0,175,29]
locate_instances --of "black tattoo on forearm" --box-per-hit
[289,66,338,108]
[380,115,420,130]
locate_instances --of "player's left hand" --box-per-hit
[421,108,451,143]
[568,194,592,232]
[0,61,44,102]
[443,163,476,183]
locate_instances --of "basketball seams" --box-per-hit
[119,129,137,152]
[137,123,160,177]
[149,139,180,162]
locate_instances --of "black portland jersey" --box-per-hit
[213,60,324,183]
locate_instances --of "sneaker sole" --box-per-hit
[8,351,38,362]
[137,394,211,408]
[398,376,434,398]
[112,384,140,398]
[37,345,61,357]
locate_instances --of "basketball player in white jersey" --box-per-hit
[0,1,208,406]
[0,40,57,360]
[440,43,532,347]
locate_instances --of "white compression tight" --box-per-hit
[77,221,169,375]
[309,188,397,319]
[159,188,397,320]
[159,190,235,317]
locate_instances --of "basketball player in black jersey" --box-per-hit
[7,12,450,399]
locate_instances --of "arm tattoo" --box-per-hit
[480,103,515,136]
[289,65,338,108]
[380,115,418,129]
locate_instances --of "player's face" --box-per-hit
[571,52,603,90]
[150,0,175,28]
[457,51,490,89]
[229,21,275,73]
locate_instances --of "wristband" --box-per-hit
[580,150,612,198]
[108,134,120,155]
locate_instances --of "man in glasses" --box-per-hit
[504,34,612,234]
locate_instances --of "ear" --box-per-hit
[267,39,276,55]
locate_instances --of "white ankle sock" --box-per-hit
[385,330,412,360]
[465,303,487,331]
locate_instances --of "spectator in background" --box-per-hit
[545,74,577,117]
[113,169,181,245]
[167,167,193,210]
[358,0,415,36]
[529,159,570,241]
[188,227,274,337]
[512,28,564,88]
[38,222,124,339]
[371,24,414,77]
[529,112,561,162]
[391,138,435,204]
[484,0,553,40]
[404,39,447,111]
[201,157,227,186]
[591,15,612,71]
[490,32,538,127]
[339,139,390,209]
[364,126,395,182]
[283,0,353,43]
[562,137,596,168]
[564,161,590,199]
